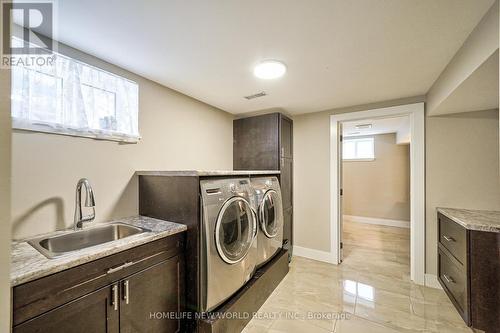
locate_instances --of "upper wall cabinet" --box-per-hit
[233,113,281,170]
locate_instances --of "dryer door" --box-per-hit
[259,190,282,238]
[215,197,257,264]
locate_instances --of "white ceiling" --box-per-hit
[51,0,494,115]
[342,116,410,138]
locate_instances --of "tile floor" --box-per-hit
[242,221,472,333]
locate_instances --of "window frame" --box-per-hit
[342,137,375,161]
[11,37,140,143]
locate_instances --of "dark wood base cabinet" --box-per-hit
[14,285,120,333]
[437,213,500,333]
[13,234,185,333]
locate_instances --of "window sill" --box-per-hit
[12,120,140,144]
[343,158,375,162]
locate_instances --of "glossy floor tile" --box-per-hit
[242,221,472,333]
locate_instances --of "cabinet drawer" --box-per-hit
[13,233,184,326]
[439,214,466,265]
[438,249,468,321]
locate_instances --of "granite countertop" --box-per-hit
[11,216,187,286]
[135,170,280,177]
[437,208,500,233]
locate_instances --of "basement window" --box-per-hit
[11,38,140,143]
[343,137,375,161]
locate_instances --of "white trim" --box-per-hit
[425,274,443,289]
[331,118,342,265]
[343,158,376,162]
[293,246,336,264]
[12,119,140,143]
[330,102,426,285]
[343,215,410,228]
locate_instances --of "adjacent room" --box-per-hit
[0,1,499,333]
[341,116,411,280]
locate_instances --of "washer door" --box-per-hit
[259,190,281,238]
[215,197,257,264]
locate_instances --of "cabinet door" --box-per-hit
[14,285,119,333]
[280,157,293,209]
[283,206,293,257]
[233,113,280,170]
[120,256,184,333]
[280,115,293,159]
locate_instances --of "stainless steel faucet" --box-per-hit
[74,178,96,230]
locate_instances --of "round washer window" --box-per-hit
[259,190,281,238]
[215,197,256,264]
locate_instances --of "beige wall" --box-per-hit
[1,65,12,331]
[343,133,410,221]
[426,109,500,274]
[294,111,332,251]
[293,97,500,277]
[11,43,233,240]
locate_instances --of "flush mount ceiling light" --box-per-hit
[253,60,287,80]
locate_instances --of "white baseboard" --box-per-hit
[424,274,443,289]
[343,215,410,228]
[293,246,336,264]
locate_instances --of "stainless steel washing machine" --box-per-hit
[250,176,284,268]
[199,178,258,312]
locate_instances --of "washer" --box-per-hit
[199,178,258,312]
[250,176,284,268]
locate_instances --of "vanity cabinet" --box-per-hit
[14,284,120,333]
[13,234,185,333]
[120,258,183,333]
[437,212,500,333]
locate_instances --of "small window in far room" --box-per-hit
[343,137,375,161]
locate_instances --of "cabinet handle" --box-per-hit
[443,235,455,242]
[111,284,119,311]
[443,274,455,284]
[123,280,130,305]
[107,261,134,274]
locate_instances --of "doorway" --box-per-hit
[330,103,425,285]
[340,116,411,280]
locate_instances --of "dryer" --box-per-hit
[199,178,258,312]
[250,176,284,268]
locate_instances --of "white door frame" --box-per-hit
[330,102,425,285]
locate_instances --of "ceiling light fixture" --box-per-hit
[253,60,287,80]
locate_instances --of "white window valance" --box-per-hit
[11,40,140,143]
